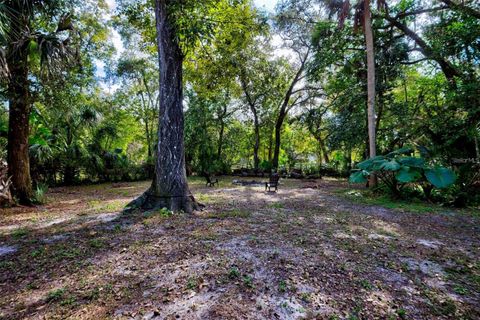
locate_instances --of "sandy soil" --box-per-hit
[0,178,479,319]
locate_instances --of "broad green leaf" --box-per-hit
[379,160,401,171]
[386,146,413,157]
[349,170,368,183]
[397,157,425,168]
[425,168,456,189]
[357,156,384,170]
[395,166,422,183]
[372,159,388,171]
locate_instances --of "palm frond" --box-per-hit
[35,32,78,77]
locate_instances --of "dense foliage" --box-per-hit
[0,0,478,207]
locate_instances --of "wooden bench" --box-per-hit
[265,173,280,192]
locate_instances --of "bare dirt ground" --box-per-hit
[0,178,479,320]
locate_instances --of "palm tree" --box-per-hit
[332,0,383,187]
[362,0,377,187]
[0,1,76,204]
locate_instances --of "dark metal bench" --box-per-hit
[205,175,218,187]
[265,173,280,192]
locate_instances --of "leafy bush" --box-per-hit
[349,147,456,197]
[259,160,273,172]
[32,183,49,204]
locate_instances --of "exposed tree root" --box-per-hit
[125,187,203,214]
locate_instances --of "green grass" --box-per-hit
[11,228,30,239]
[278,280,287,292]
[336,189,446,214]
[88,239,104,248]
[228,266,240,279]
[243,275,254,288]
[186,277,198,290]
[358,279,373,290]
[87,200,125,213]
[46,288,65,302]
[51,245,82,260]
[268,202,284,209]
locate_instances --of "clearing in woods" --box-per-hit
[0,178,479,319]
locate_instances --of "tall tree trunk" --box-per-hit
[252,109,260,170]
[271,52,308,170]
[272,112,286,170]
[217,120,225,160]
[364,0,377,187]
[127,0,199,213]
[318,138,329,164]
[474,123,480,159]
[345,148,352,171]
[217,104,226,159]
[268,128,273,162]
[63,165,75,185]
[6,13,33,204]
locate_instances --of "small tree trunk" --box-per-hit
[318,138,329,164]
[248,105,260,170]
[128,0,199,213]
[268,129,273,162]
[345,148,352,171]
[63,165,76,185]
[253,118,260,170]
[272,112,286,170]
[364,0,377,187]
[217,121,224,159]
[474,124,480,159]
[217,105,226,159]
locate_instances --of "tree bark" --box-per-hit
[127,0,199,213]
[217,104,227,159]
[268,128,273,162]
[318,138,329,164]
[364,0,377,187]
[6,9,33,204]
[272,112,286,170]
[252,108,260,170]
[63,165,76,185]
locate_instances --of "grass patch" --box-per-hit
[195,193,215,204]
[11,228,30,239]
[228,266,240,279]
[337,189,445,214]
[88,239,104,248]
[358,279,373,290]
[268,202,284,209]
[51,244,82,260]
[46,288,65,302]
[87,200,125,213]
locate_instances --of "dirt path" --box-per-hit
[0,178,479,319]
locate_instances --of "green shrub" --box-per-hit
[349,147,456,198]
[32,183,48,204]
